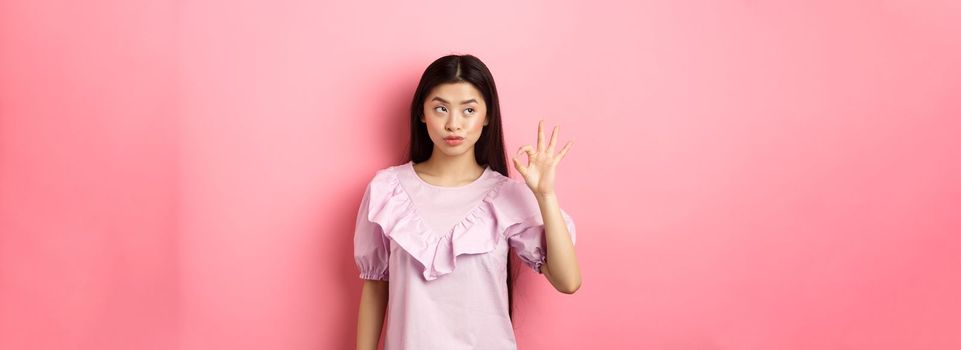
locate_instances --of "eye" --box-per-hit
[465,108,475,115]
[434,106,447,113]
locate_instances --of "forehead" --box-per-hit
[426,82,484,104]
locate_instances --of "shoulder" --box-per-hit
[490,176,541,221]
[357,162,409,203]
[485,169,531,197]
[366,162,407,185]
[498,177,532,199]
[358,162,410,220]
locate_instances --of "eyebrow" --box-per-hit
[430,97,478,105]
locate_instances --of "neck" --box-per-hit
[417,148,485,180]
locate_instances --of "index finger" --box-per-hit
[537,119,545,152]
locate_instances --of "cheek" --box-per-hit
[423,115,441,130]
[472,113,487,129]
[475,116,488,132]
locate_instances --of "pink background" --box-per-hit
[2,0,960,349]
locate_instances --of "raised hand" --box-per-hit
[512,119,573,196]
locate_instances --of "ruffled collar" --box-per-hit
[366,162,515,281]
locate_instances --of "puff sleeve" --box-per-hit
[502,181,577,274]
[353,181,390,281]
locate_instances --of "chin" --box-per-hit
[435,142,475,157]
[438,148,471,157]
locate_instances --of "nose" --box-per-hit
[445,115,462,131]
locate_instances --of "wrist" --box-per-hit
[534,191,557,200]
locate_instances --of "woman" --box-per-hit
[354,54,580,350]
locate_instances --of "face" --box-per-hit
[421,82,489,157]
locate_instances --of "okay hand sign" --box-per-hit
[512,120,574,196]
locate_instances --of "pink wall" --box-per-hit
[2,1,959,349]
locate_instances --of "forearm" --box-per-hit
[356,280,389,350]
[535,192,581,293]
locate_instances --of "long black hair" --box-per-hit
[405,54,522,321]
